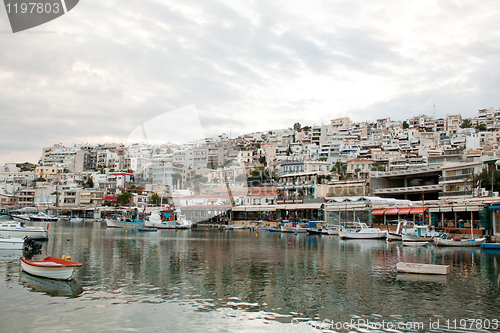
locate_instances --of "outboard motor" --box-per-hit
[23,236,42,257]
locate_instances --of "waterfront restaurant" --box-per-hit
[231,202,324,226]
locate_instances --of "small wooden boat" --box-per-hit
[105,218,145,229]
[396,262,450,275]
[403,241,429,246]
[138,228,157,232]
[21,256,82,280]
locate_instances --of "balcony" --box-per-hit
[439,190,473,198]
[373,184,442,195]
[439,174,472,183]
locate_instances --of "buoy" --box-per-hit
[125,230,128,234]
[47,223,49,230]
[67,238,70,241]
[256,234,258,237]
[65,256,71,260]
[62,255,66,260]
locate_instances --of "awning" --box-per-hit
[298,203,323,209]
[453,206,466,212]
[385,208,400,215]
[489,205,500,210]
[275,204,287,209]
[440,207,453,212]
[232,206,246,212]
[466,206,481,212]
[371,209,387,215]
[398,208,412,215]
[410,208,427,214]
[104,196,117,201]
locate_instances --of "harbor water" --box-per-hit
[1,221,500,332]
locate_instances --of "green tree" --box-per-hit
[117,192,132,206]
[477,124,487,131]
[461,119,472,128]
[403,121,409,129]
[293,122,302,132]
[370,161,385,171]
[475,167,500,194]
[331,161,347,180]
[149,193,161,206]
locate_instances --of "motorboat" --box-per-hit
[29,212,59,222]
[10,213,31,221]
[401,225,442,242]
[138,227,157,232]
[281,225,307,233]
[322,224,340,235]
[20,256,83,280]
[434,236,486,247]
[0,234,24,249]
[306,228,323,235]
[0,221,48,240]
[387,220,416,241]
[339,223,387,239]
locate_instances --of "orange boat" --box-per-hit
[20,256,82,280]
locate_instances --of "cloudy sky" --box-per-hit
[1,0,499,165]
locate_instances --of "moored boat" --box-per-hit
[401,225,443,242]
[435,236,486,247]
[144,210,192,229]
[29,212,59,222]
[339,223,387,239]
[0,235,24,249]
[105,218,145,229]
[138,227,157,232]
[20,256,83,280]
[0,221,48,240]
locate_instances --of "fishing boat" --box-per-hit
[105,218,145,228]
[20,256,83,280]
[144,210,192,229]
[10,213,31,221]
[435,236,486,247]
[0,221,48,239]
[339,223,387,239]
[0,235,24,249]
[267,227,281,232]
[322,225,340,235]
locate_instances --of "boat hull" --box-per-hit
[21,256,82,280]
[435,237,486,247]
[402,235,436,242]
[481,243,500,249]
[339,231,387,239]
[105,218,145,229]
[145,220,192,229]
[0,237,24,249]
[403,241,429,246]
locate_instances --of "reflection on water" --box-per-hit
[0,221,500,332]
[19,272,83,298]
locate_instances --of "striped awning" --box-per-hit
[385,208,400,215]
[410,208,427,214]
[371,209,387,215]
[398,208,412,215]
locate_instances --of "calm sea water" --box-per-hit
[1,221,500,332]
